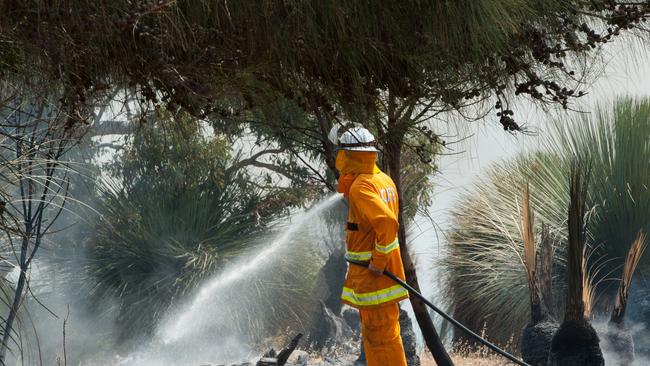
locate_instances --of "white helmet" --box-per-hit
[328,123,379,152]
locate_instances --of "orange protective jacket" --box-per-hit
[336,150,409,309]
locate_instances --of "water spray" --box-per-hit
[157,194,342,344]
[347,259,531,366]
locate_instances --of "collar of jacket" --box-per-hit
[335,150,380,197]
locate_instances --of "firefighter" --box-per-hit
[329,124,409,366]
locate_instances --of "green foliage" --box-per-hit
[441,98,650,346]
[84,112,274,339]
[1,1,646,130]
[0,35,20,75]
[0,1,569,84]
[118,114,230,195]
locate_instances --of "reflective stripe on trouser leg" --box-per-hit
[359,303,407,366]
[342,284,408,307]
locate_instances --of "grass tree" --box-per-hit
[80,111,322,342]
[548,163,604,366]
[442,98,650,346]
[519,185,559,366]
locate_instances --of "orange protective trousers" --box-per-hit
[359,303,408,366]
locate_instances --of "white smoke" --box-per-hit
[595,320,650,366]
[3,194,342,366]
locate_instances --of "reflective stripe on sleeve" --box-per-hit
[375,238,399,254]
[345,251,372,261]
[341,284,409,306]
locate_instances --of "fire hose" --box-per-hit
[346,259,530,366]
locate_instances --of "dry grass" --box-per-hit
[421,352,515,366]
[421,346,520,366]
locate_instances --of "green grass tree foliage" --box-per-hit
[442,98,650,347]
[84,112,301,340]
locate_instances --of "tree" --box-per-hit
[233,3,650,359]
[1,2,648,129]
[0,84,79,363]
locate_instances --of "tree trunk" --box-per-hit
[385,135,453,366]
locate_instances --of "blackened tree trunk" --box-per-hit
[321,247,348,315]
[400,307,421,366]
[549,164,604,366]
[384,114,453,366]
[521,221,558,366]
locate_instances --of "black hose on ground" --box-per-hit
[347,259,530,366]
